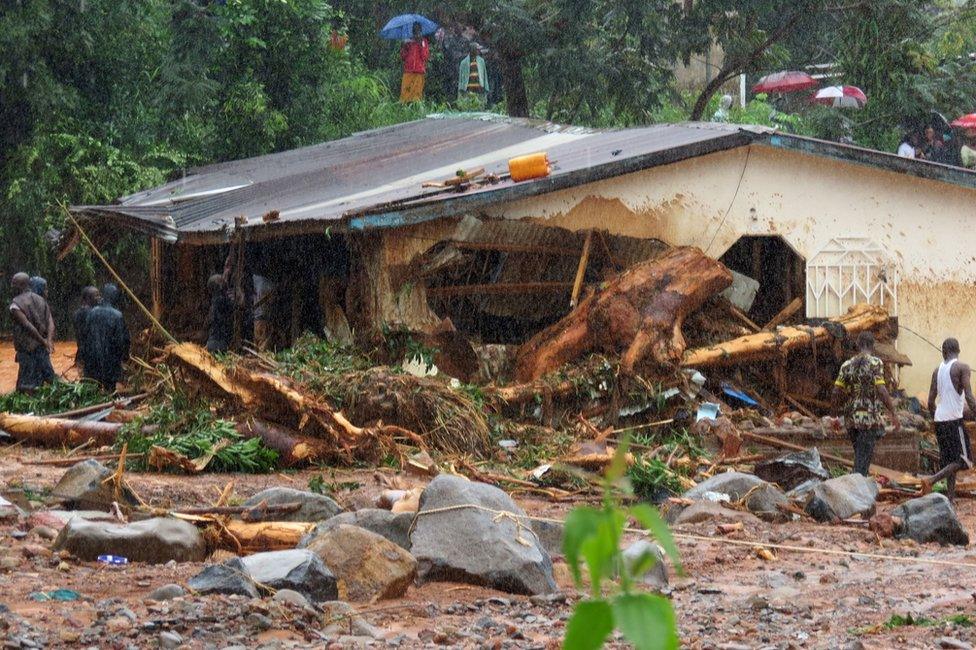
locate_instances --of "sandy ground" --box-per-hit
[0,341,78,393]
[0,445,975,649]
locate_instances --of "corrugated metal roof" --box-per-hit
[70,114,749,243]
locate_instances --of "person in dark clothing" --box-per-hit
[9,272,56,392]
[84,287,130,390]
[29,276,48,299]
[101,282,121,309]
[206,274,234,354]
[73,286,100,374]
[831,332,901,475]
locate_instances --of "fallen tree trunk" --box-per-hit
[237,419,335,467]
[218,520,314,554]
[0,413,152,448]
[681,303,889,368]
[514,247,732,381]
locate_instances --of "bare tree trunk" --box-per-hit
[499,52,529,117]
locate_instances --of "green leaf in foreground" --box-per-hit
[612,593,679,650]
[629,503,683,575]
[563,600,614,650]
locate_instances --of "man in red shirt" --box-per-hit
[400,22,430,102]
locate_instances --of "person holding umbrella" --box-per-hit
[400,22,430,102]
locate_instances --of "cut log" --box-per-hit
[681,303,889,368]
[514,247,733,381]
[0,413,148,448]
[218,520,314,554]
[236,419,334,467]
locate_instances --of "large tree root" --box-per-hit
[513,247,732,381]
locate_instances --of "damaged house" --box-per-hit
[69,114,976,397]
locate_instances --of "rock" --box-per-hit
[530,519,564,558]
[621,540,667,590]
[51,460,138,510]
[681,472,787,522]
[52,517,206,563]
[27,509,117,532]
[246,613,273,630]
[188,557,259,597]
[306,524,416,601]
[241,549,338,602]
[148,584,185,601]
[892,494,969,546]
[273,589,312,610]
[670,501,763,526]
[802,474,878,522]
[410,475,556,595]
[242,488,341,522]
[300,509,414,550]
[753,449,828,491]
[0,496,24,523]
[29,525,57,541]
[158,631,183,649]
[939,637,973,650]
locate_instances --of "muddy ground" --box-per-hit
[1,445,975,650]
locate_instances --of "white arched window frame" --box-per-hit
[805,238,898,319]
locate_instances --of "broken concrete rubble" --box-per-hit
[410,475,557,595]
[754,448,829,491]
[680,471,788,522]
[53,517,207,563]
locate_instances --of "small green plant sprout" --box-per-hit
[562,438,682,650]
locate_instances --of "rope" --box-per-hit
[410,502,976,571]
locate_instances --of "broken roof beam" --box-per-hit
[427,282,573,297]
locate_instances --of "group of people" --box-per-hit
[8,273,129,393]
[833,332,973,502]
[897,124,976,168]
[398,22,494,104]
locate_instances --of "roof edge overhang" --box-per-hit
[344,129,757,232]
[759,133,976,190]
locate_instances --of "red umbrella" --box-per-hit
[951,113,976,128]
[811,85,868,109]
[753,71,818,94]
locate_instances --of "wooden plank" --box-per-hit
[715,296,761,332]
[763,296,803,330]
[427,282,573,298]
[451,241,581,257]
[570,230,593,308]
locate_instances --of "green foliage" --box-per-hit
[118,393,278,473]
[0,380,108,415]
[562,440,681,650]
[627,457,685,501]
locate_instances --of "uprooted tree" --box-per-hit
[513,246,732,382]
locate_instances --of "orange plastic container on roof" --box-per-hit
[508,152,550,182]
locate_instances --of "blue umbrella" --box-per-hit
[380,14,438,40]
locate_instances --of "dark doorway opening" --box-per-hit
[719,235,805,325]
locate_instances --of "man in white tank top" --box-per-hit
[923,338,976,502]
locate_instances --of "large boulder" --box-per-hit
[52,517,206,563]
[669,500,763,527]
[242,488,342,522]
[803,474,879,522]
[51,460,138,510]
[754,449,828,491]
[892,494,969,546]
[306,524,417,601]
[300,509,413,550]
[241,549,339,602]
[188,557,259,597]
[531,519,565,558]
[410,475,556,595]
[682,472,787,522]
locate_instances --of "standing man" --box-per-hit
[923,338,976,501]
[73,286,100,374]
[84,284,130,390]
[8,272,56,392]
[400,22,430,103]
[832,331,901,476]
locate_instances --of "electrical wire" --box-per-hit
[704,146,752,255]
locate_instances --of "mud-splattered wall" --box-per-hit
[479,145,976,394]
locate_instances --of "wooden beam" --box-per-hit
[570,230,593,308]
[714,297,761,332]
[427,282,573,298]
[150,238,163,320]
[764,296,803,331]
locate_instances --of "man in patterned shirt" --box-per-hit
[831,331,901,476]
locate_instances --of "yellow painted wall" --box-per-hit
[481,145,976,394]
